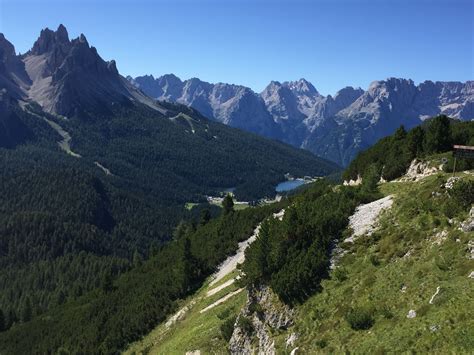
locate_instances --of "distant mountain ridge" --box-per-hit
[130,75,474,165]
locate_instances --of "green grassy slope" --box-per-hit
[137,171,474,354]
[293,172,474,353]
[126,269,245,355]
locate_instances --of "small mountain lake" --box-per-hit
[275,179,306,192]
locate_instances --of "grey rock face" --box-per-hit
[460,206,474,233]
[131,74,474,166]
[132,75,280,138]
[0,25,163,119]
[229,285,294,355]
[0,34,30,98]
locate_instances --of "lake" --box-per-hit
[275,179,305,192]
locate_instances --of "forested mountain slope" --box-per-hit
[0,200,285,354]
[0,25,338,350]
[126,125,474,354]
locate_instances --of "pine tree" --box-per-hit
[0,309,5,332]
[361,164,380,194]
[424,115,452,153]
[393,125,407,140]
[133,249,142,268]
[406,126,425,157]
[181,236,200,291]
[101,271,114,293]
[199,208,211,225]
[222,194,234,215]
[20,297,32,323]
[7,308,17,329]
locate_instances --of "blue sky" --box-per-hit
[0,0,472,95]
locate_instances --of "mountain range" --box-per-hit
[130,75,474,166]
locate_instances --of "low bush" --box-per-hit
[237,316,254,335]
[450,180,474,210]
[345,307,375,330]
[333,267,348,282]
[220,316,237,341]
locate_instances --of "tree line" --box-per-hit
[344,115,474,181]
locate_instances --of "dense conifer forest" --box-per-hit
[0,201,282,354]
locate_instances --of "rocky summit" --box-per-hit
[1,24,161,119]
[131,75,474,166]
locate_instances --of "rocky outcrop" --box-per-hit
[229,285,294,355]
[460,206,474,233]
[400,159,439,181]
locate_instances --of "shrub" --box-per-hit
[369,254,380,266]
[315,339,327,348]
[217,309,231,320]
[380,305,394,319]
[237,316,254,335]
[220,316,237,342]
[345,307,375,330]
[450,180,474,210]
[248,302,264,318]
[333,267,348,282]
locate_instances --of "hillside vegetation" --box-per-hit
[0,201,283,354]
[128,122,474,354]
[294,172,474,353]
[344,116,474,181]
[0,98,338,345]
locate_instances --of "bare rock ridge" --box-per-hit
[0,24,163,119]
[131,74,474,166]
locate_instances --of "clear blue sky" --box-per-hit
[1,0,472,95]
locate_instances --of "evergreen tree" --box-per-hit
[361,164,380,194]
[20,297,32,323]
[393,125,407,140]
[406,126,425,157]
[199,208,211,225]
[6,309,17,329]
[222,194,234,215]
[173,220,187,240]
[0,309,5,332]
[55,289,66,306]
[133,249,143,268]
[424,115,452,153]
[181,236,200,291]
[101,271,114,293]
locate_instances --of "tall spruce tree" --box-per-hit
[20,297,32,323]
[424,115,452,153]
[222,194,234,215]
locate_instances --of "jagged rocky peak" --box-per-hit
[284,78,320,96]
[0,33,30,97]
[367,77,416,96]
[18,24,164,117]
[31,24,70,55]
[0,33,16,59]
[159,73,182,83]
[333,86,364,106]
[261,80,283,94]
